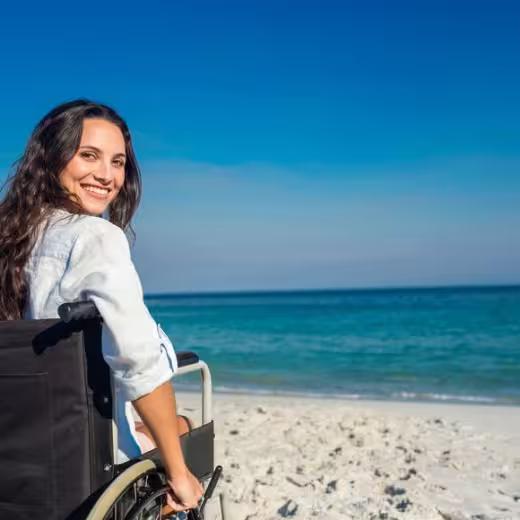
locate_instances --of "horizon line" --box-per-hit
[144,282,520,299]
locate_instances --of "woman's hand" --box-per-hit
[165,467,204,512]
[132,383,204,512]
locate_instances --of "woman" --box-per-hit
[0,99,203,513]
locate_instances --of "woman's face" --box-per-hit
[59,118,126,216]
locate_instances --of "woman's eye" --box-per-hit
[80,151,96,160]
[113,160,125,168]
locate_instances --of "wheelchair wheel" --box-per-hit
[85,459,177,520]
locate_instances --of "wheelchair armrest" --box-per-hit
[176,351,200,367]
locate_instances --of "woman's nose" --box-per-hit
[93,160,114,182]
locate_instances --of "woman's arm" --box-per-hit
[64,218,203,510]
[64,219,177,401]
[133,382,203,511]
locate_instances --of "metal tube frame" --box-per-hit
[111,358,214,461]
[173,360,213,425]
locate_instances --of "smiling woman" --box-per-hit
[0,99,203,513]
[59,119,127,215]
[0,100,142,320]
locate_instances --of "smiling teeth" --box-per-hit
[83,186,109,195]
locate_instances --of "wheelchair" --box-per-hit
[0,301,226,520]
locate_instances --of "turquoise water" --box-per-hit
[145,286,520,405]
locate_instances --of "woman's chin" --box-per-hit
[78,197,109,217]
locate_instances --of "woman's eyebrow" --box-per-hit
[79,145,102,153]
[79,145,126,158]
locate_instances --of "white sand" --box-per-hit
[176,391,520,520]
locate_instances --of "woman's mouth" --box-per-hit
[80,184,111,199]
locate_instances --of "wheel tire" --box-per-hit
[85,459,159,520]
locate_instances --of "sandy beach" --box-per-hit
[176,391,520,520]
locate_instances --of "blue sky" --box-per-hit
[1,1,519,292]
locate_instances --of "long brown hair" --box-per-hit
[0,99,142,320]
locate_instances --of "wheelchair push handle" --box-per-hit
[58,301,101,322]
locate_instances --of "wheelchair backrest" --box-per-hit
[0,316,114,520]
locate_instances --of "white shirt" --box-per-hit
[23,208,178,463]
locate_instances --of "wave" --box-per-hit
[173,381,518,405]
[391,391,500,404]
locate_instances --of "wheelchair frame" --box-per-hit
[0,301,226,520]
[86,351,223,520]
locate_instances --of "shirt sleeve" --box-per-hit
[64,220,178,402]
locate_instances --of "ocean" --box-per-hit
[145,286,520,405]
